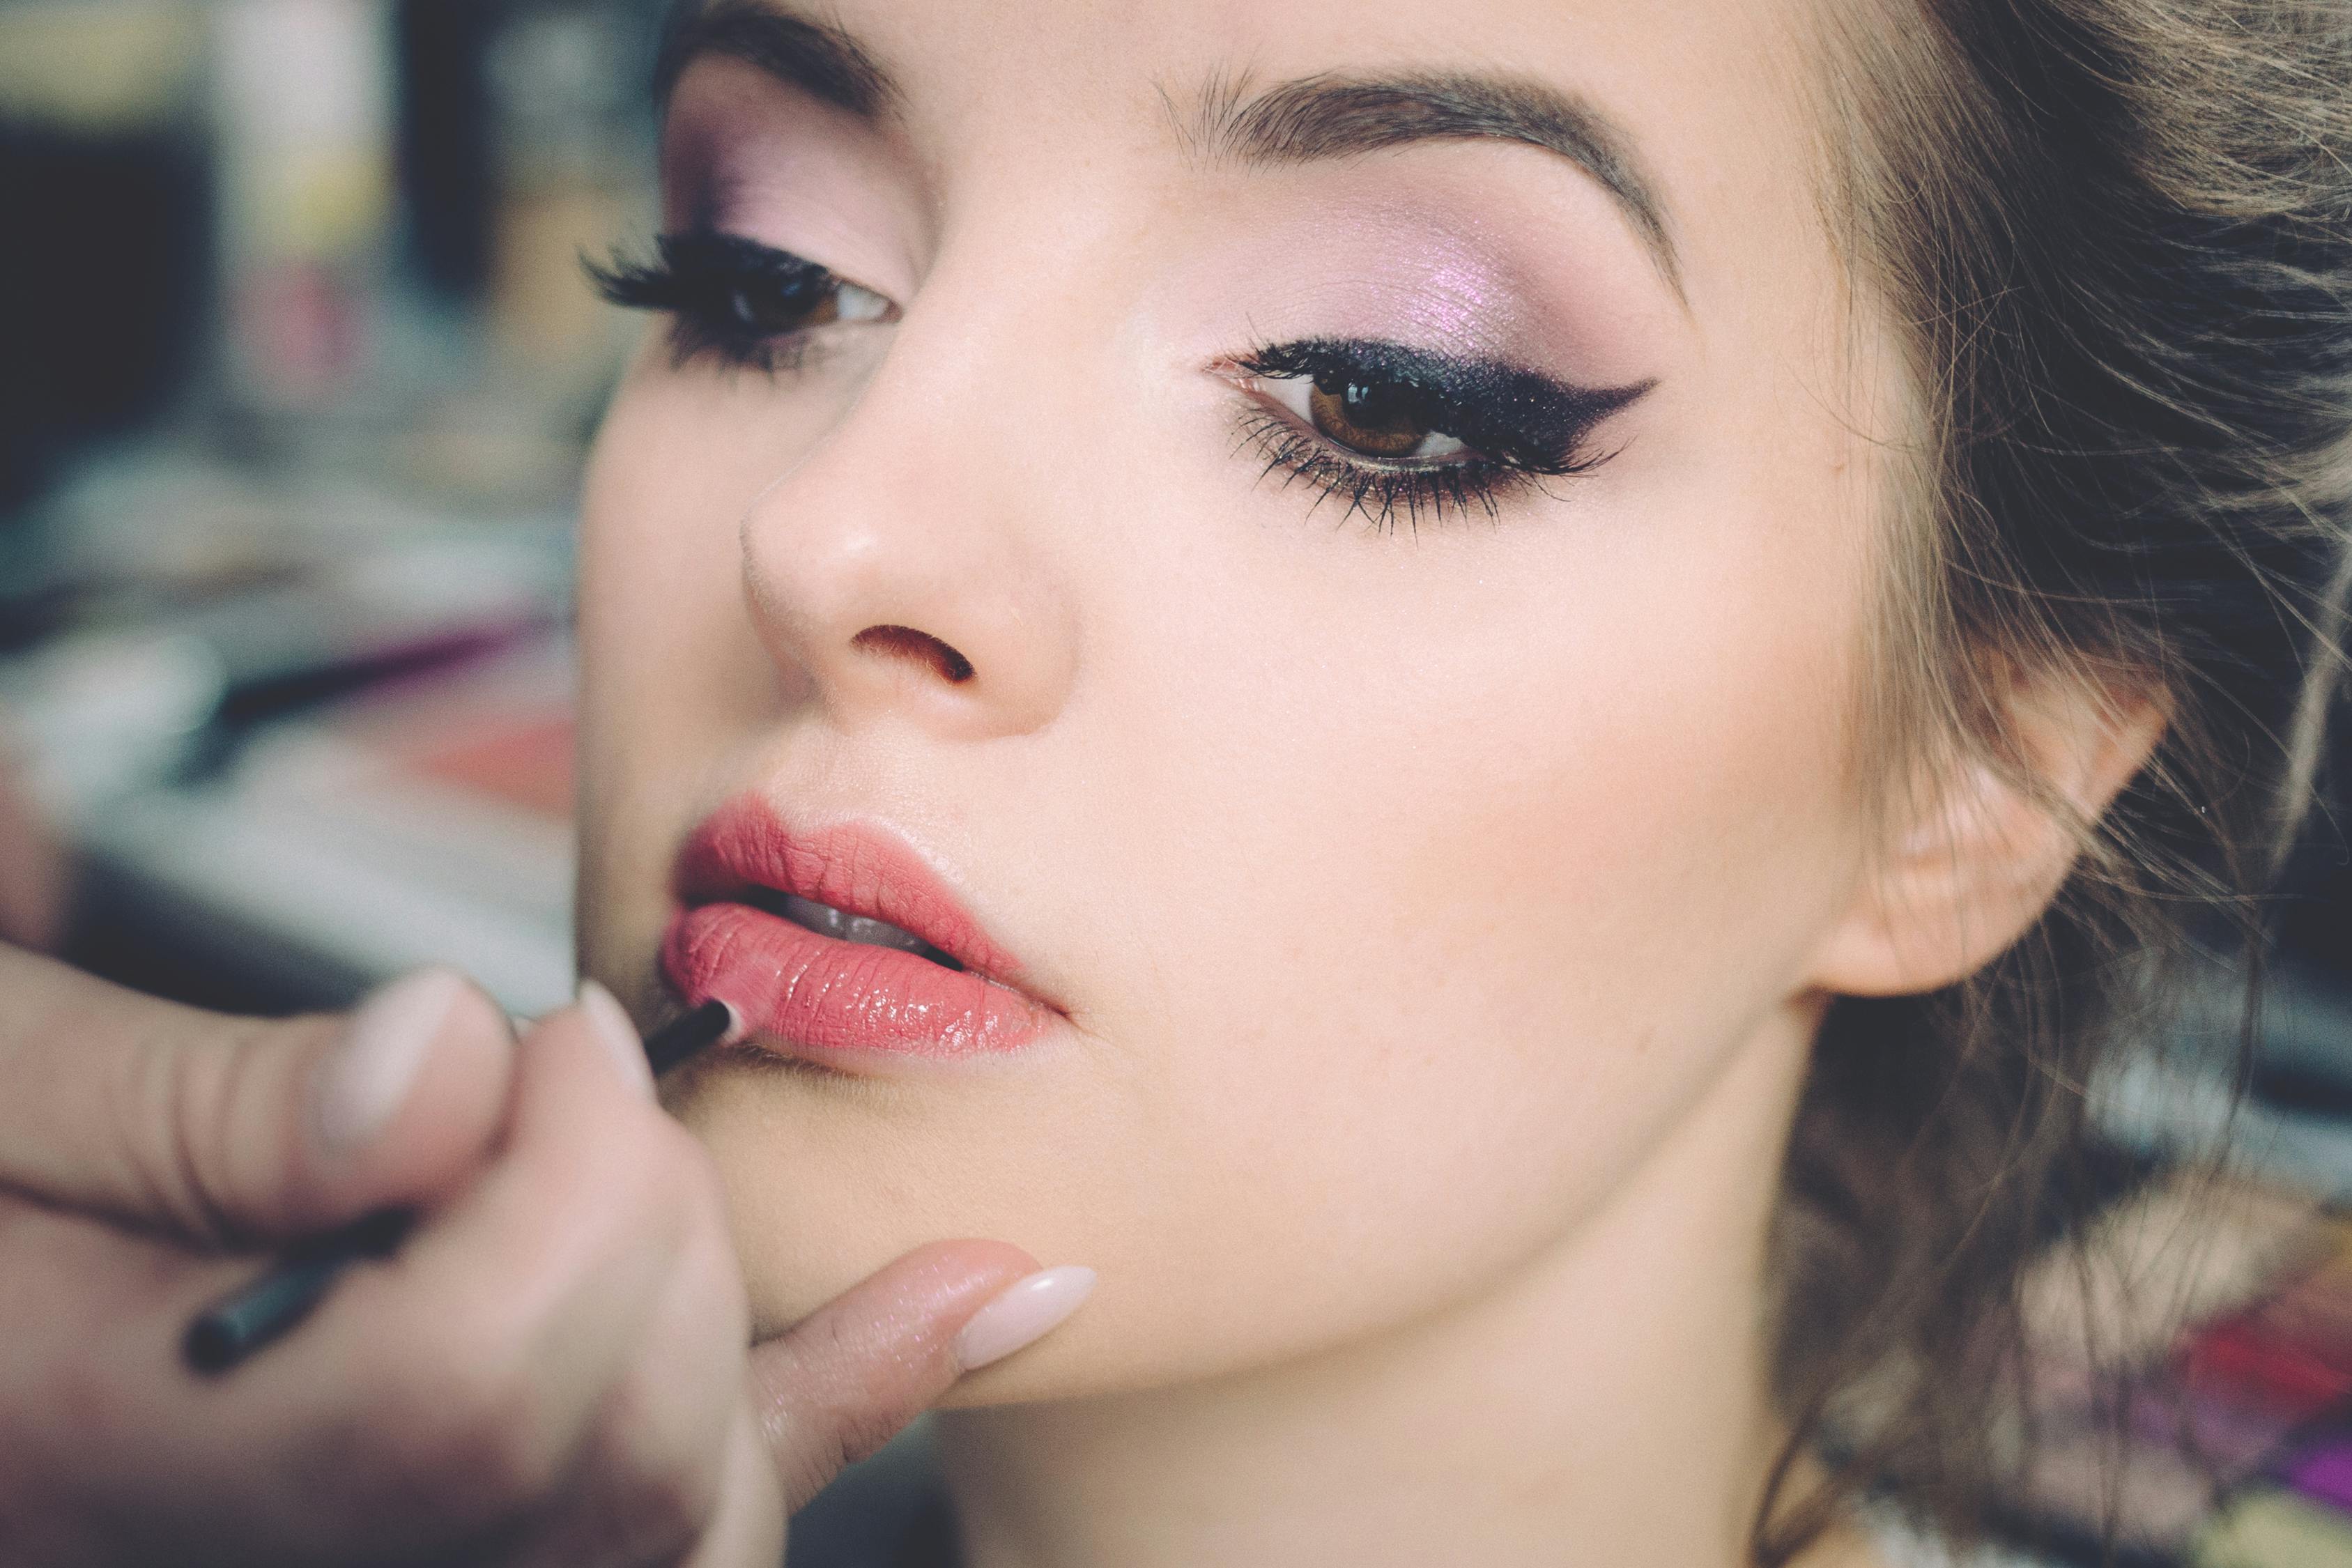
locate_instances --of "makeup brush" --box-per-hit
[644,997,739,1076]
[182,997,746,1375]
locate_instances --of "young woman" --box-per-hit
[574,0,2352,1563]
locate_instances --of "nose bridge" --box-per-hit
[737,289,1081,741]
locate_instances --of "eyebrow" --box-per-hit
[653,3,1680,290]
[1176,70,1680,290]
[654,0,892,118]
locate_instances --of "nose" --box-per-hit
[738,354,1080,741]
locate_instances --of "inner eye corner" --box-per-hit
[1201,353,1266,388]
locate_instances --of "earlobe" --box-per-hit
[1805,675,2166,998]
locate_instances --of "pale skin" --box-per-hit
[576,1,2160,1565]
[0,0,2176,1562]
[0,943,1073,1566]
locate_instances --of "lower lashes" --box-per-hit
[1233,408,1532,535]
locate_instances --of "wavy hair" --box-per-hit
[1765,0,2352,1559]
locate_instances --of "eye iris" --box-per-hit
[1307,370,1437,458]
[729,271,838,335]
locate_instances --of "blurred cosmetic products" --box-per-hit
[211,0,396,410]
[483,2,650,399]
[0,1,210,507]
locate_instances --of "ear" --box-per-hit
[1805,670,2166,997]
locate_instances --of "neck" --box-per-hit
[936,1001,1861,1568]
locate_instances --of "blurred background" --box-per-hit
[8,6,2352,1561]
[0,0,668,1018]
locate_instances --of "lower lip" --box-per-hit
[663,901,1054,1062]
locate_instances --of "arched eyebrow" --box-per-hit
[1173,70,1681,293]
[652,3,1682,293]
[654,0,892,119]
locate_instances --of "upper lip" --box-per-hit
[672,796,1033,993]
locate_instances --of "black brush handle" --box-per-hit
[644,999,735,1077]
[183,1208,413,1373]
[179,996,735,1376]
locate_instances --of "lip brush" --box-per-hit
[181,997,746,1375]
[643,997,739,1076]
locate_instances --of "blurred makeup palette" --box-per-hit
[1993,1176,2352,1566]
[1,484,578,1015]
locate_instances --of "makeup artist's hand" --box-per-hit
[0,946,1058,1567]
[0,746,66,951]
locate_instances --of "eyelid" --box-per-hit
[588,229,902,376]
[1220,337,1636,469]
[672,229,899,312]
[655,51,926,283]
[1206,333,1656,533]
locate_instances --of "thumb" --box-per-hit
[0,946,515,1245]
[748,1240,1096,1510]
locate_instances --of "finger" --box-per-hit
[677,1406,785,1568]
[509,1120,753,1568]
[0,755,66,951]
[206,999,700,1556]
[5,1000,653,1564]
[749,1240,1077,1511]
[578,1192,751,1561]
[0,949,515,1244]
[13,994,698,1567]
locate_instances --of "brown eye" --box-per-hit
[1264,369,1468,463]
[590,231,901,375]
[1306,371,1438,456]
[728,271,840,335]
[720,268,894,337]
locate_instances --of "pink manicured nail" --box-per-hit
[954,1266,1096,1371]
[312,968,466,1157]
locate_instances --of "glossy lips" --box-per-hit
[662,799,1054,1063]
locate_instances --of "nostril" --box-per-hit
[852,624,976,684]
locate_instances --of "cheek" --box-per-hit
[1022,501,1870,1373]
[601,322,1883,1397]
[573,355,829,990]
[708,468,1871,1394]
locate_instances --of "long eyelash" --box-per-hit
[585,231,837,374]
[1228,338,1644,535]
[1236,337,1647,477]
[1231,407,1555,536]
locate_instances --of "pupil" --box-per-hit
[1309,366,1434,453]
[1311,367,1422,437]
[733,275,816,332]
[1343,380,1415,433]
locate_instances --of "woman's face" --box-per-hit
[579,0,1898,1395]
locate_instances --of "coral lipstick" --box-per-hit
[662,799,1054,1063]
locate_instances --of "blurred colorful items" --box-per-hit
[2186,1236,2352,1566]
[1999,1178,2352,1564]
[0,460,577,1015]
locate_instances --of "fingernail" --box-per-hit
[954,1266,1096,1372]
[312,968,466,1158]
[576,980,657,1100]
